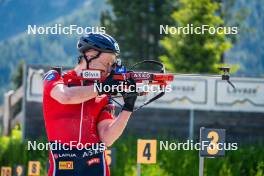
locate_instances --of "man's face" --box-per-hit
[84,50,117,77]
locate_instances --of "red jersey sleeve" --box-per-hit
[43,70,64,96]
[97,109,115,124]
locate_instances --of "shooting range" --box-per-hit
[3,64,262,141]
[0,0,264,175]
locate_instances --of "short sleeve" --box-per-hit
[97,110,115,124]
[43,70,64,96]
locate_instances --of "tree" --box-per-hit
[101,0,176,65]
[10,60,24,118]
[160,0,232,73]
[11,60,24,90]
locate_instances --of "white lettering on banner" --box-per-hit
[170,78,207,104]
[25,66,264,112]
[137,78,207,105]
[216,80,264,106]
[136,77,264,112]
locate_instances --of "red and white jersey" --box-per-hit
[42,69,114,144]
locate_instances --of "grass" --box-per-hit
[0,128,264,176]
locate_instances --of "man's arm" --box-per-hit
[50,84,98,104]
[97,110,132,146]
[98,92,137,146]
[49,70,123,104]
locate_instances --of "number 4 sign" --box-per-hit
[137,139,157,164]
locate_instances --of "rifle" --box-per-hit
[52,60,234,112]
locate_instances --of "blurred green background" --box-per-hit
[0,128,264,176]
[0,0,263,103]
[0,0,264,175]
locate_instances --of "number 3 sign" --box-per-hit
[200,128,226,157]
[137,139,157,164]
